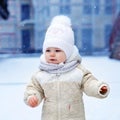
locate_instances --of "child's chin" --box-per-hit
[49,61,59,64]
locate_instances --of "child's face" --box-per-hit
[45,47,66,64]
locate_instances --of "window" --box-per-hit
[21,4,30,20]
[83,0,92,15]
[104,0,113,14]
[45,6,50,16]
[60,6,71,14]
[60,0,71,14]
[94,0,100,14]
[21,30,30,52]
[104,24,112,47]
[81,28,93,54]
[21,4,31,52]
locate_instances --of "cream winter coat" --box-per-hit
[24,47,109,120]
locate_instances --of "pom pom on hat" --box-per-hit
[50,15,72,27]
[43,15,75,59]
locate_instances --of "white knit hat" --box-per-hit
[43,15,75,59]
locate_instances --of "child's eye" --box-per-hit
[46,49,50,52]
[55,50,61,52]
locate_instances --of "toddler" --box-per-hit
[24,15,110,120]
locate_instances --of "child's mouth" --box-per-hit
[50,59,56,61]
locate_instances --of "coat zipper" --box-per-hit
[57,75,61,120]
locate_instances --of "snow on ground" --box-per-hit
[0,55,120,120]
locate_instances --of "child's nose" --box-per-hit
[50,51,55,56]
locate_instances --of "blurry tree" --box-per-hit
[0,0,9,20]
[109,12,120,60]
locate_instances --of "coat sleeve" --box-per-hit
[78,64,110,99]
[24,72,44,106]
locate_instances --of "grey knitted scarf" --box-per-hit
[39,60,79,74]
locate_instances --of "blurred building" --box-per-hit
[0,0,34,53]
[0,0,120,55]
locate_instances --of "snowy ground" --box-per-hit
[0,54,120,120]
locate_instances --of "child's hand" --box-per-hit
[99,86,108,95]
[28,95,39,107]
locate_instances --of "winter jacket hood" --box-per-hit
[40,45,82,64]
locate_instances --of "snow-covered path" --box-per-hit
[0,55,119,120]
